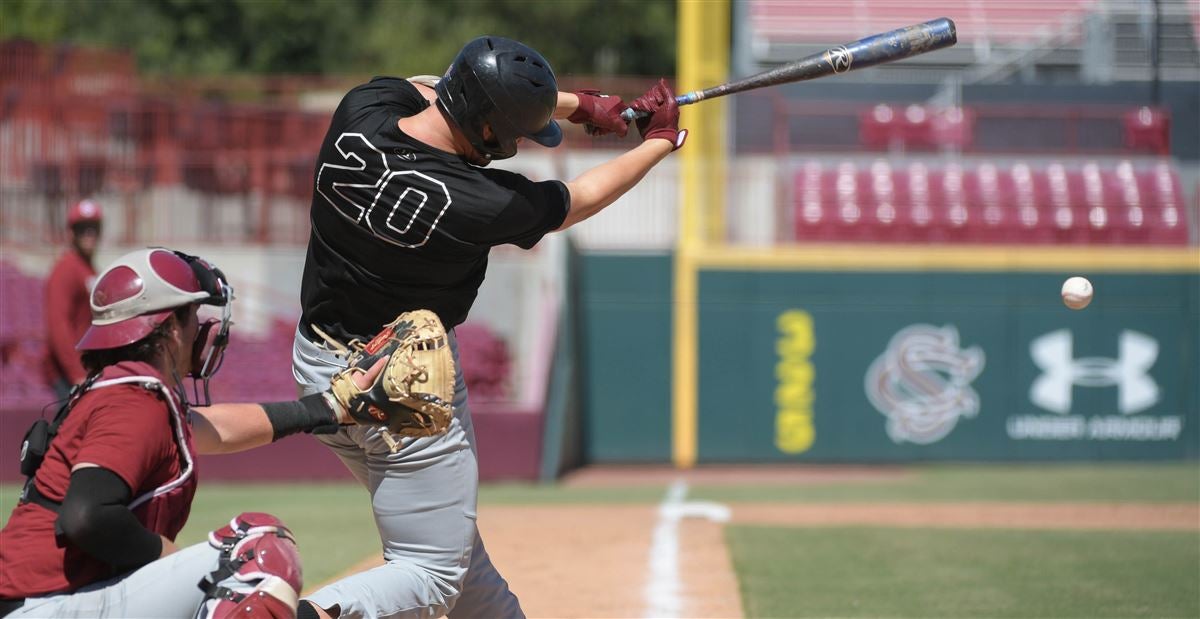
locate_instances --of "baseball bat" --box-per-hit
[620,17,957,121]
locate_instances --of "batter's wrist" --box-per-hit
[556,92,581,119]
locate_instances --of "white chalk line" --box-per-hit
[643,479,732,619]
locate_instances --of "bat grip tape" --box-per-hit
[619,94,691,122]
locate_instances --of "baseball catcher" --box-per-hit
[0,248,404,619]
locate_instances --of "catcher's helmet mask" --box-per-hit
[435,36,562,162]
[77,247,234,404]
[174,251,234,384]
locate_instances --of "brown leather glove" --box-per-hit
[567,89,630,138]
[629,79,686,150]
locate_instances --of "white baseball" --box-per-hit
[1061,276,1093,310]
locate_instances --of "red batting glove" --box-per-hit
[567,89,630,138]
[629,79,686,150]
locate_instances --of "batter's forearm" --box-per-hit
[559,140,673,230]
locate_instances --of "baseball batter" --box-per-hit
[0,248,384,619]
[291,36,684,619]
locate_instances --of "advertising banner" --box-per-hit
[696,271,1199,461]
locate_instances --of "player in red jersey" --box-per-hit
[43,199,103,400]
[2,248,379,619]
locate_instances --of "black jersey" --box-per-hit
[300,77,570,341]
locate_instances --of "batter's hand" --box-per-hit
[568,89,630,138]
[630,79,686,150]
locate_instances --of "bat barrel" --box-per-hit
[836,17,957,73]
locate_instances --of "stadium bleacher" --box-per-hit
[749,0,1096,46]
[0,263,53,411]
[0,260,514,412]
[792,158,1191,244]
[1,38,1192,419]
[455,322,514,402]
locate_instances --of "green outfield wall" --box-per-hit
[580,253,1200,463]
[580,253,674,461]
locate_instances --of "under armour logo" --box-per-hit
[1030,329,1159,415]
[394,149,416,161]
[826,46,853,73]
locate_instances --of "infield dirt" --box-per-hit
[315,466,1197,618]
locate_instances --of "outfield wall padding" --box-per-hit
[579,253,674,462]
[579,253,1199,463]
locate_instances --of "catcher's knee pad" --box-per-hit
[196,512,303,619]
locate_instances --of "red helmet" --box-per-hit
[77,248,230,353]
[67,199,103,227]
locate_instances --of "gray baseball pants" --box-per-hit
[7,541,218,618]
[292,326,523,619]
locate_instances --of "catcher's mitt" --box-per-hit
[325,310,455,447]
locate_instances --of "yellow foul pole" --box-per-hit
[673,0,729,468]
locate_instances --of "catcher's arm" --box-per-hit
[189,358,385,455]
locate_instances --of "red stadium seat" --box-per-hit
[1108,160,1151,244]
[794,158,1192,248]
[859,105,900,151]
[974,162,1013,242]
[900,105,935,151]
[864,159,908,243]
[940,163,979,243]
[1042,162,1092,245]
[794,160,904,243]
[455,322,513,401]
[1078,161,1115,244]
[1142,162,1190,245]
[1122,107,1170,155]
[792,160,831,241]
[901,161,938,243]
[930,107,975,151]
[1010,161,1052,243]
[830,161,873,242]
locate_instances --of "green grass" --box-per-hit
[4,463,1196,521]
[3,462,1197,607]
[687,463,1200,504]
[0,482,379,590]
[477,463,1200,504]
[177,483,379,589]
[728,526,1200,619]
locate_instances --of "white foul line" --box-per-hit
[643,479,732,619]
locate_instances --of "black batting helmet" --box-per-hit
[435,36,562,161]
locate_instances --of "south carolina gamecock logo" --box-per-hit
[865,324,985,444]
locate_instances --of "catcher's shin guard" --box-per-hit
[196,512,303,619]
